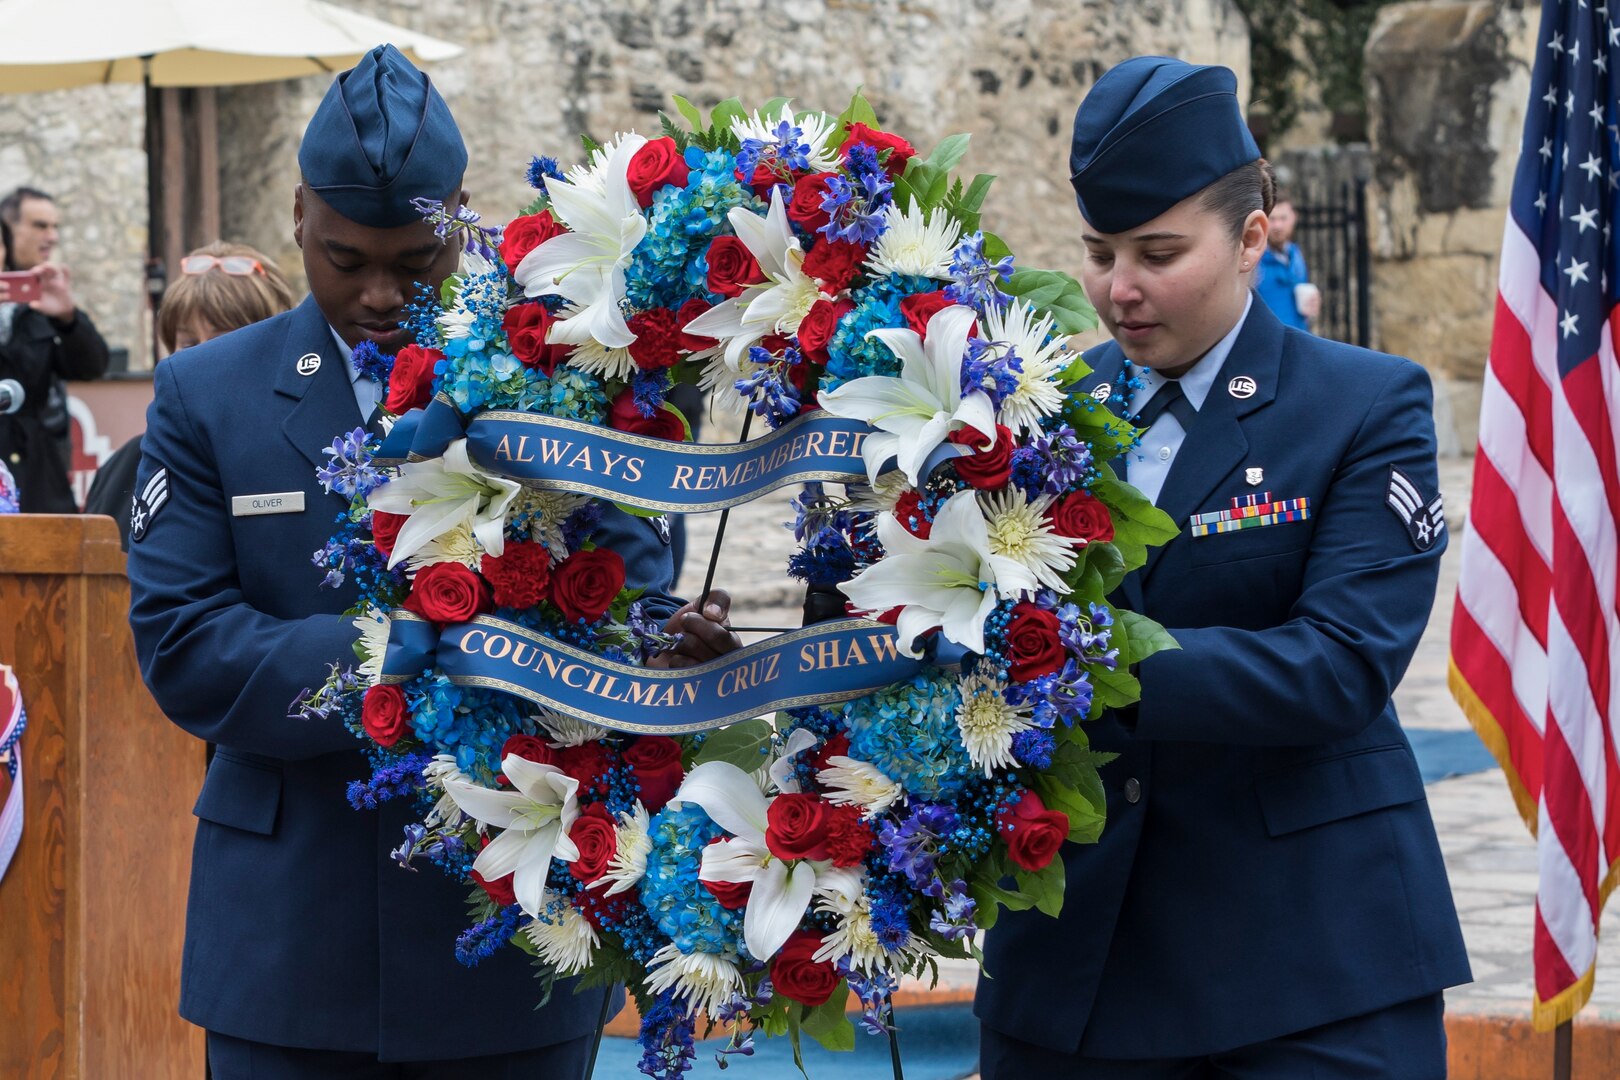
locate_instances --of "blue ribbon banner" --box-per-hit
[379,402,886,513]
[382,613,957,734]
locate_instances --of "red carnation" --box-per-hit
[402,562,491,625]
[705,235,766,298]
[787,171,840,233]
[480,541,552,610]
[1004,603,1066,683]
[840,122,916,178]
[796,297,852,365]
[384,344,442,414]
[801,240,867,293]
[568,803,619,884]
[503,302,570,375]
[557,742,619,799]
[810,732,850,772]
[361,684,409,748]
[626,137,690,208]
[607,388,687,442]
[550,548,627,624]
[892,490,933,538]
[947,423,1013,489]
[996,790,1070,872]
[823,803,874,868]
[627,307,684,371]
[1049,491,1115,544]
[500,210,566,272]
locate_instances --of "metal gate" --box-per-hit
[1291,177,1373,348]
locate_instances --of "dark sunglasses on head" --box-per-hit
[181,254,263,277]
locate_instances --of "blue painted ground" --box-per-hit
[1407,728,1499,785]
[594,1002,979,1079]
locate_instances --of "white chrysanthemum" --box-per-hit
[422,754,471,830]
[846,473,912,515]
[865,204,962,279]
[982,300,1071,436]
[561,132,641,196]
[598,801,653,896]
[555,308,635,379]
[405,520,483,571]
[437,305,476,341]
[729,102,842,172]
[817,756,904,815]
[812,873,928,974]
[536,711,609,747]
[352,607,391,684]
[458,248,498,279]
[980,489,1079,592]
[509,489,590,556]
[645,943,745,1017]
[956,672,1034,775]
[525,891,600,975]
[698,346,762,415]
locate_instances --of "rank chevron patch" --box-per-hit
[130,467,169,543]
[1386,467,1444,552]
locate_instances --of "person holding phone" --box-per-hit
[0,214,110,512]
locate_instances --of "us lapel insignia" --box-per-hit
[295,352,322,376]
[130,467,170,543]
[1228,375,1257,399]
[1386,467,1445,551]
[1246,467,1264,486]
[1091,383,1112,402]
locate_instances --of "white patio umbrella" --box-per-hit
[0,0,461,92]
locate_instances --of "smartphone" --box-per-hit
[0,271,40,304]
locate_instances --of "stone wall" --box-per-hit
[1364,0,1537,453]
[0,84,148,365]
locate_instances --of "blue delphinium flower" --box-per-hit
[819,143,893,244]
[928,878,978,942]
[637,991,698,1080]
[455,904,523,967]
[347,752,432,810]
[316,427,386,499]
[412,196,503,262]
[944,231,1015,311]
[787,525,856,588]
[734,345,803,428]
[877,802,959,889]
[1029,424,1093,496]
[845,673,972,801]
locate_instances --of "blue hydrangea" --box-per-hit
[823,274,939,391]
[640,803,745,956]
[626,147,760,311]
[406,678,522,779]
[844,672,972,800]
[511,366,609,423]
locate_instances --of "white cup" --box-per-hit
[1293,282,1321,320]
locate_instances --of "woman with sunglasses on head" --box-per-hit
[84,242,294,547]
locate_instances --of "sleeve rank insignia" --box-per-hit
[1386,467,1444,552]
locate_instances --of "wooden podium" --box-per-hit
[0,515,205,1077]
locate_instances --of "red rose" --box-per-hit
[568,803,618,884]
[558,742,618,798]
[823,803,874,868]
[1005,603,1066,682]
[480,541,552,610]
[500,734,557,769]
[771,930,840,1006]
[736,162,780,198]
[361,684,409,748]
[702,876,753,909]
[796,298,852,365]
[623,736,685,812]
[627,307,684,371]
[787,171,839,233]
[503,302,570,375]
[801,240,867,293]
[551,548,627,624]
[607,387,687,442]
[371,510,407,557]
[384,344,442,414]
[900,291,961,341]
[676,298,717,352]
[947,423,1013,489]
[810,732,850,772]
[892,491,932,538]
[1049,491,1115,543]
[402,561,491,625]
[705,235,766,298]
[626,137,690,208]
[500,210,566,272]
[472,868,517,907]
[840,122,916,178]
[765,792,830,862]
[996,790,1070,872]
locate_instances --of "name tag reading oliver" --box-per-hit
[231,491,306,517]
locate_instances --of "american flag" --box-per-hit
[1451,0,1620,1028]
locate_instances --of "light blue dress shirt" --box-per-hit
[1124,294,1252,506]
[329,327,381,423]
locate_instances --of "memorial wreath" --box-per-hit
[298,93,1178,1077]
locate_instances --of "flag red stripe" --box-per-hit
[1490,295,1556,473]
[1535,903,1581,1003]
[1468,450,1553,648]
[1452,603,1545,802]
[1542,719,1602,917]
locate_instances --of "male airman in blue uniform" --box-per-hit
[128,45,736,1078]
[975,57,1471,1078]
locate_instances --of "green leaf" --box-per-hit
[1093,477,1179,547]
[580,133,603,155]
[1119,609,1180,664]
[1002,268,1099,336]
[518,194,550,218]
[657,112,692,151]
[787,1004,809,1078]
[969,876,1036,925]
[1056,348,1094,389]
[692,718,774,769]
[801,984,856,1051]
[926,132,972,174]
[1015,857,1067,917]
[1085,541,1127,595]
[959,173,996,214]
[836,87,880,131]
[982,232,1014,261]
[707,97,746,137]
[1090,663,1142,711]
[671,94,705,132]
[760,96,791,121]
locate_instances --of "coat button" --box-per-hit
[1124,778,1142,803]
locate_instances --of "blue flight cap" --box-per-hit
[1068,56,1260,234]
[298,43,467,229]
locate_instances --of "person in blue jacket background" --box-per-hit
[127,45,738,1079]
[1254,196,1318,331]
[975,56,1470,1079]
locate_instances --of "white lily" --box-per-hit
[816,304,995,486]
[683,186,825,370]
[513,132,649,350]
[674,760,843,962]
[442,755,581,918]
[841,488,1038,657]
[367,439,522,569]
[767,727,820,794]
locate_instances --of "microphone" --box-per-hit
[0,379,22,416]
